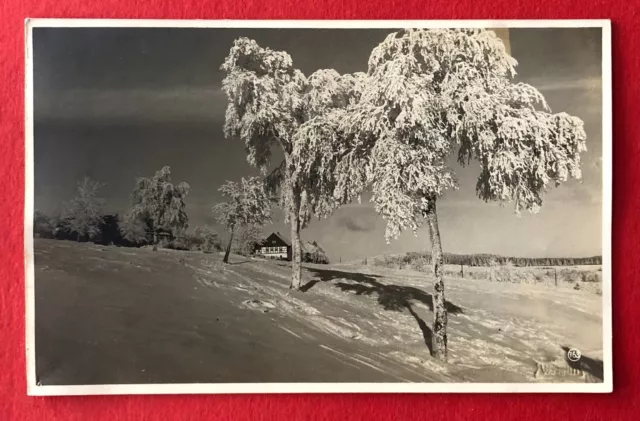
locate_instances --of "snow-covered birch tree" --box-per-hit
[62,177,105,241]
[300,28,587,361]
[212,176,272,264]
[220,38,360,289]
[124,166,190,246]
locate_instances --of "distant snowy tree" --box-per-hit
[194,226,222,253]
[233,224,264,257]
[62,177,105,242]
[301,28,587,360]
[33,209,55,239]
[221,39,360,289]
[301,241,330,264]
[119,214,149,245]
[212,176,271,264]
[125,166,190,246]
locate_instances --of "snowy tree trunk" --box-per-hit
[223,226,234,264]
[424,196,448,361]
[283,154,303,290]
[289,198,302,290]
[152,230,158,251]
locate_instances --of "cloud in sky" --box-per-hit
[338,215,376,232]
[523,76,601,92]
[35,86,227,123]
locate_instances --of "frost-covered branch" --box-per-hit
[341,28,586,241]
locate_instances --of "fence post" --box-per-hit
[461,264,464,278]
[554,268,558,287]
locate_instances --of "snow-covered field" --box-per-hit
[33,239,604,385]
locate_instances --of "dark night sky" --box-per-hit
[32,26,603,261]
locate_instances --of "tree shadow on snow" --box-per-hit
[300,269,380,292]
[299,279,320,292]
[304,267,464,315]
[226,260,253,266]
[405,302,433,353]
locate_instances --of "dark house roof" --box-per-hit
[261,232,292,248]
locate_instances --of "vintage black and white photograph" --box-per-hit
[25,19,612,395]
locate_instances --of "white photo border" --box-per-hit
[24,18,613,396]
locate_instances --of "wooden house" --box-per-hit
[257,232,292,261]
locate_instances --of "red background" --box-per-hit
[0,1,634,420]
